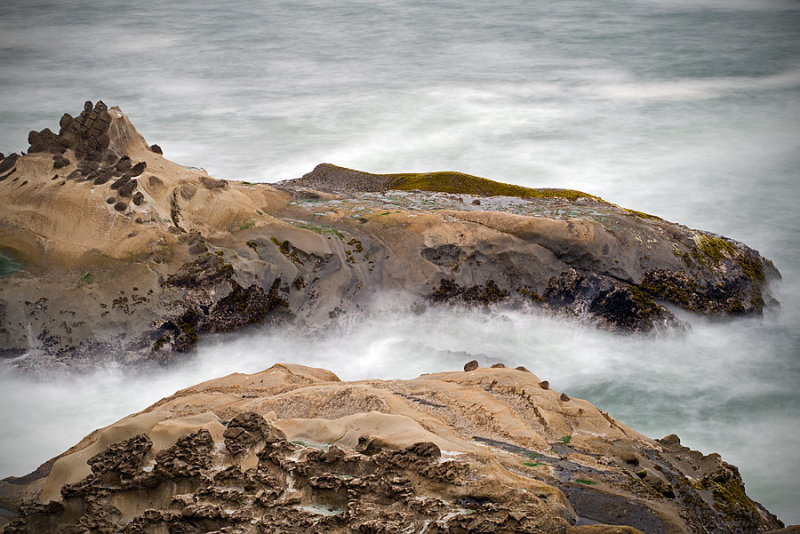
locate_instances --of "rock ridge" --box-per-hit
[0,103,780,366]
[0,363,785,533]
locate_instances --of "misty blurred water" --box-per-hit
[1,0,799,524]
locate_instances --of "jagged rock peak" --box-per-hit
[25,101,153,166]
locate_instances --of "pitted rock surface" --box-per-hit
[0,102,781,365]
[0,365,785,534]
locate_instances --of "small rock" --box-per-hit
[114,201,128,212]
[130,161,146,176]
[490,363,505,368]
[59,113,73,130]
[118,179,138,198]
[150,144,163,154]
[200,175,227,189]
[115,156,132,173]
[463,360,479,372]
[52,154,70,169]
[132,191,145,205]
[106,197,115,204]
[472,199,481,205]
[560,393,570,402]
[539,380,549,389]
[515,366,531,373]
[110,174,131,190]
[0,153,18,174]
[621,453,640,466]
[658,434,682,448]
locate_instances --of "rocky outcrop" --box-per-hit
[0,364,784,533]
[0,103,780,366]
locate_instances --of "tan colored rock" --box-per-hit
[0,103,781,365]
[0,364,783,533]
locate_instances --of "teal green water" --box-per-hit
[0,252,20,278]
[1,0,798,524]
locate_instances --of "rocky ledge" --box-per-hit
[0,363,786,533]
[0,102,780,366]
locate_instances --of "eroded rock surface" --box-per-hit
[0,364,784,533]
[0,103,780,367]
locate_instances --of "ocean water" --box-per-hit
[1,0,799,525]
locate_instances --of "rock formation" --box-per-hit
[0,102,780,366]
[0,363,785,533]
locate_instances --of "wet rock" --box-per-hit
[224,412,285,456]
[464,360,479,372]
[544,269,674,332]
[153,429,214,478]
[430,278,509,305]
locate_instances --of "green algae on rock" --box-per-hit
[0,103,782,365]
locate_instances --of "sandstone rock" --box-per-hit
[27,128,65,154]
[130,161,146,176]
[0,102,780,365]
[52,154,69,169]
[117,179,138,198]
[0,153,18,174]
[1,364,784,534]
[109,174,130,190]
[115,156,132,173]
[539,380,550,389]
[200,175,227,189]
